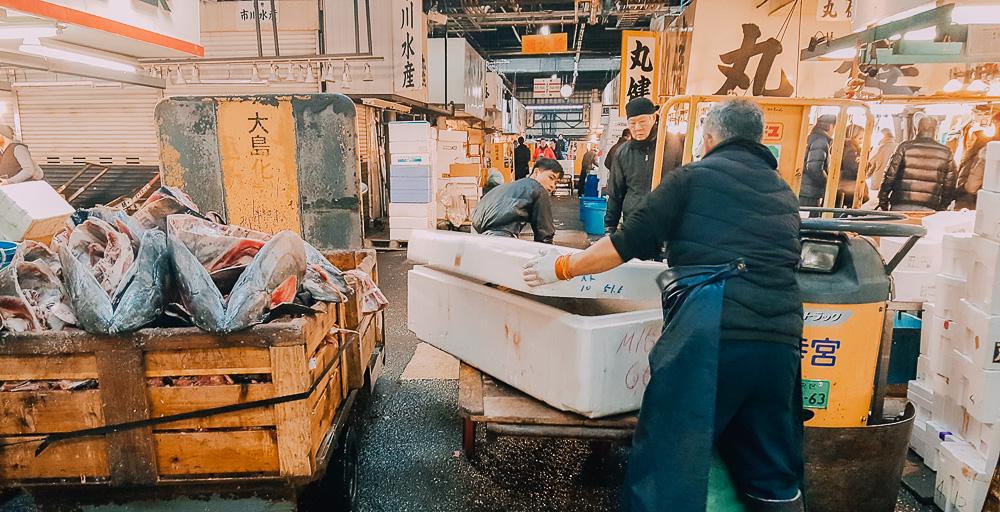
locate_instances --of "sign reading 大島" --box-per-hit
[619,30,660,113]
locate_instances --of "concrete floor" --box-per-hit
[0,196,937,511]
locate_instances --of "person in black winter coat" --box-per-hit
[837,125,864,208]
[878,116,958,211]
[800,115,836,207]
[513,136,531,181]
[604,98,684,234]
[471,158,563,243]
[603,129,631,171]
[523,99,805,511]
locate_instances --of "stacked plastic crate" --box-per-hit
[905,142,1000,512]
[388,122,438,242]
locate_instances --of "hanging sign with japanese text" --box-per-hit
[392,0,426,93]
[816,0,854,21]
[216,99,302,235]
[619,30,660,114]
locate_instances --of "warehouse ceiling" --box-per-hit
[427,0,684,94]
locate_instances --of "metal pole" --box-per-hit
[443,0,449,104]
[253,0,263,57]
[353,0,361,54]
[269,0,280,57]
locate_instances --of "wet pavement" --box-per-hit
[0,196,937,511]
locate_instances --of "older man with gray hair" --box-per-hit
[523,99,804,511]
[0,124,42,185]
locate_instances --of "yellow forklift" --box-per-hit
[651,96,927,511]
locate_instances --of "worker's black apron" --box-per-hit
[623,260,746,512]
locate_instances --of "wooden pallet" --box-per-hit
[363,238,408,251]
[0,249,383,489]
[457,364,637,459]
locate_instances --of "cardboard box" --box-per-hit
[449,163,484,185]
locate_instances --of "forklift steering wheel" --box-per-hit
[799,208,927,238]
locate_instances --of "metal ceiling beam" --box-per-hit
[493,55,619,74]
[0,51,165,89]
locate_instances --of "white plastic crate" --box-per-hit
[974,189,1000,243]
[985,141,1000,193]
[967,235,1000,315]
[957,299,1000,371]
[941,233,975,280]
[934,441,990,512]
[0,181,74,242]
[880,236,943,272]
[408,229,667,302]
[408,265,662,417]
[952,350,1000,424]
[891,269,937,303]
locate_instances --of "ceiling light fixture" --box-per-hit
[19,38,137,73]
[538,25,552,36]
[190,64,201,84]
[304,61,316,83]
[173,66,186,85]
[942,78,963,93]
[342,60,352,89]
[322,60,336,83]
[969,79,988,92]
[363,63,374,82]
[250,64,261,83]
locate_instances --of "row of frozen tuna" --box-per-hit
[0,187,353,335]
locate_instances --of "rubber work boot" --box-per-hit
[744,491,805,512]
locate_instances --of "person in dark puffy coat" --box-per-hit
[878,116,958,211]
[800,115,836,207]
[471,158,563,243]
[837,125,864,208]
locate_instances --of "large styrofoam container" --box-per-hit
[390,215,435,230]
[408,229,667,301]
[408,265,662,417]
[390,140,435,154]
[0,181,74,242]
[388,121,434,142]
[957,298,1000,371]
[941,233,974,280]
[389,202,436,219]
[880,236,942,272]
[934,442,990,512]
[391,153,434,166]
[974,189,1000,243]
[985,141,1000,193]
[968,235,1000,315]
[952,349,1000,424]
[923,211,976,236]
[935,273,967,321]
[891,269,937,303]
[909,379,934,424]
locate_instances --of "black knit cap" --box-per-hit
[625,97,657,118]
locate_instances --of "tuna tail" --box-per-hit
[168,232,228,332]
[223,231,306,332]
[303,242,350,303]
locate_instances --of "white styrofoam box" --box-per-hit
[437,129,469,143]
[909,379,935,424]
[389,227,418,242]
[933,383,966,434]
[390,140,435,154]
[968,235,1000,315]
[959,412,1000,470]
[880,236,943,272]
[911,419,930,461]
[936,273,967,321]
[390,216,436,230]
[388,121,433,142]
[389,202,436,219]
[391,153,433,166]
[952,349,1000,424]
[407,229,668,301]
[891,269,937,302]
[985,141,1000,193]
[942,233,975,280]
[0,181,74,242]
[957,299,1000,371]
[974,189,1000,243]
[408,265,662,417]
[437,141,465,153]
[926,420,957,471]
[923,211,976,236]
[918,354,933,382]
[934,442,990,512]
[920,303,938,355]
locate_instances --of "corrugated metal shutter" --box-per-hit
[201,30,318,58]
[15,86,162,166]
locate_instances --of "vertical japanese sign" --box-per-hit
[464,44,487,120]
[393,0,424,93]
[816,0,854,21]
[217,99,301,235]
[800,302,885,427]
[618,31,660,114]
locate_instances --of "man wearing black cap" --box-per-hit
[605,97,683,234]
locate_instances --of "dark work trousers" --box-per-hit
[714,339,804,503]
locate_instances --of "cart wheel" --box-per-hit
[329,422,360,510]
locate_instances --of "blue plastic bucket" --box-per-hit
[0,241,16,270]
[581,197,607,235]
[579,196,602,220]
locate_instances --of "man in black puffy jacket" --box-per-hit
[471,158,563,243]
[879,116,958,211]
[523,99,804,511]
[800,115,836,207]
